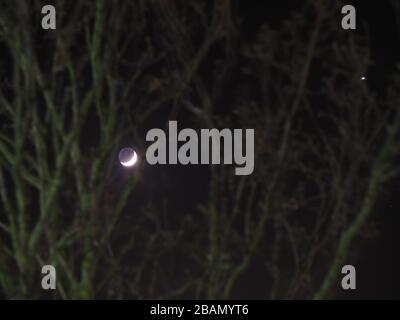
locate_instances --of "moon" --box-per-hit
[119,148,138,167]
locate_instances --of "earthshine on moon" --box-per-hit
[119,147,138,167]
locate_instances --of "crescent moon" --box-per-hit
[120,151,138,167]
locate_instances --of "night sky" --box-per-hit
[240,0,400,299]
[338,1,400,299]
[0,0,400,300]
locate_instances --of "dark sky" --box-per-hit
[1,0,400,300]
[114,0,400,299]
[239,0,400,299]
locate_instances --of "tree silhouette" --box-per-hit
[0,0,399,299]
